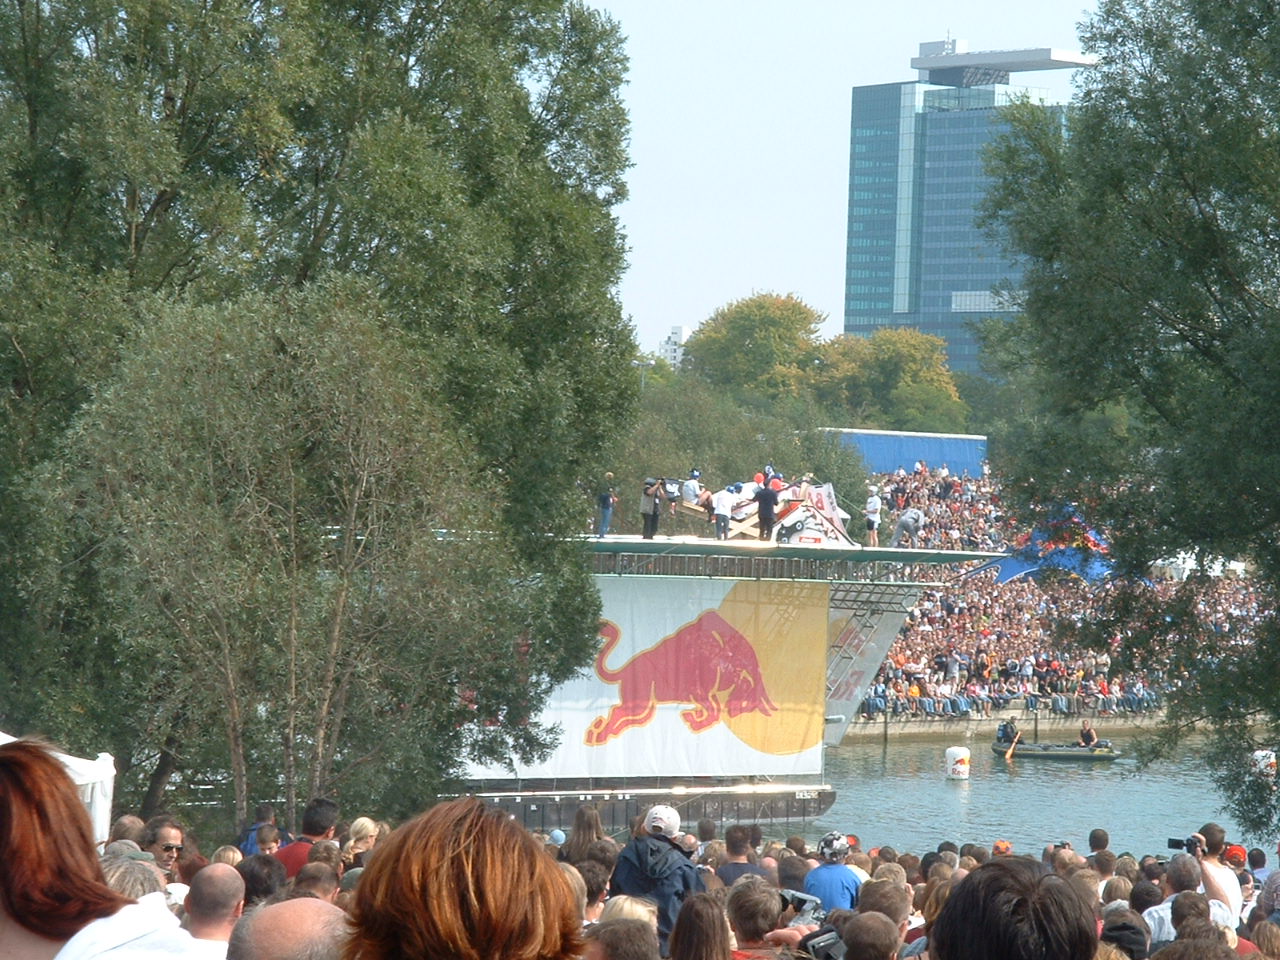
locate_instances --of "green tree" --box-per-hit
[980,0,1280,832]
[608,372,868,539]
[0,0,635,825]
[682,293,822,396]
[26,283,583,825]
[811,329,967,431]
[888,380,968,434]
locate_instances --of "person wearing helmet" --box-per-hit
[682,469,713,517]
[729,483,752,524]
[804,831,861,913]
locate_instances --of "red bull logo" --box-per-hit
[585,612,779,746]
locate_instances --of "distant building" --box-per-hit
[658,325,691,367]
[844,39,1094,374]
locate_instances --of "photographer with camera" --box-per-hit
[640,478,663,539]
[1196,823,1245,922]
[1141,849,1237,948]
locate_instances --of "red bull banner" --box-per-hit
[466,577,830,779]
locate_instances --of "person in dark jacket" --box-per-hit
[610,804,705,956]
[752,482,779,541]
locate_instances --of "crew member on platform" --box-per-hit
[865,486,883,547]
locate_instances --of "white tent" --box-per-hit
[1152,552,1248,581]
[0,731,116,845]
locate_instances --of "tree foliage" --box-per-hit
[682,293,822,395]
[0,0,635,829]
[811,330,967,432]
[681,293,967,433]
[605,373,869,539]
[980,0,1280,833]
[27,284,581,823]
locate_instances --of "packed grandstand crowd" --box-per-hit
[6,740,1277,960]
[615,458,1266,725]
[849,464,1265,724]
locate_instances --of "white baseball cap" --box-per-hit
[645,804,681,838]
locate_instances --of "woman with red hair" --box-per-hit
[343,797,582,960]
[0,738,195,958]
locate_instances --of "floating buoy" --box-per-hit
[946,745,971,780]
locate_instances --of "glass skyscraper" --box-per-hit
[844,41,1091,374]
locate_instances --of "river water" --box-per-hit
[809,734,1250,859]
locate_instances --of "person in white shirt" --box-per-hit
[680,469,713,516]
[864,486,883,547]
[712,485,737,540]
[1141,852,1235,944]
[184,863,245,957]
[1197,823,1244,921]
[0,738,200,960]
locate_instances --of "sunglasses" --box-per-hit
[161,843,185,853]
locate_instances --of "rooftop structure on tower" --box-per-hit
[844,39,1094,374]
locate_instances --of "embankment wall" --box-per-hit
[839,701,1161,745]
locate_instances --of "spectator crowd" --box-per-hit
[6,464,1273,960]
[852,465,1266,725]
[6,736,1279,960]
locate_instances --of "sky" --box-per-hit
[592,0,1099,353]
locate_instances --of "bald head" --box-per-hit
[186,863,246,942]
[228,897,348,960]
[188,863,246,920]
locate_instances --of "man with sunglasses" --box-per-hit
[142,814,187,882]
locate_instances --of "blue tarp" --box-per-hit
[824,429,987,477]
[965,511,1114,585]
[966,547,1113,585]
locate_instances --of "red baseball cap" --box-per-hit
[1226,844,1247,867]
[993,839,1013,856]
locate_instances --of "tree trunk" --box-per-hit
[218,626,249,830]
[308,465,365,797]
[139,738,180,819]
